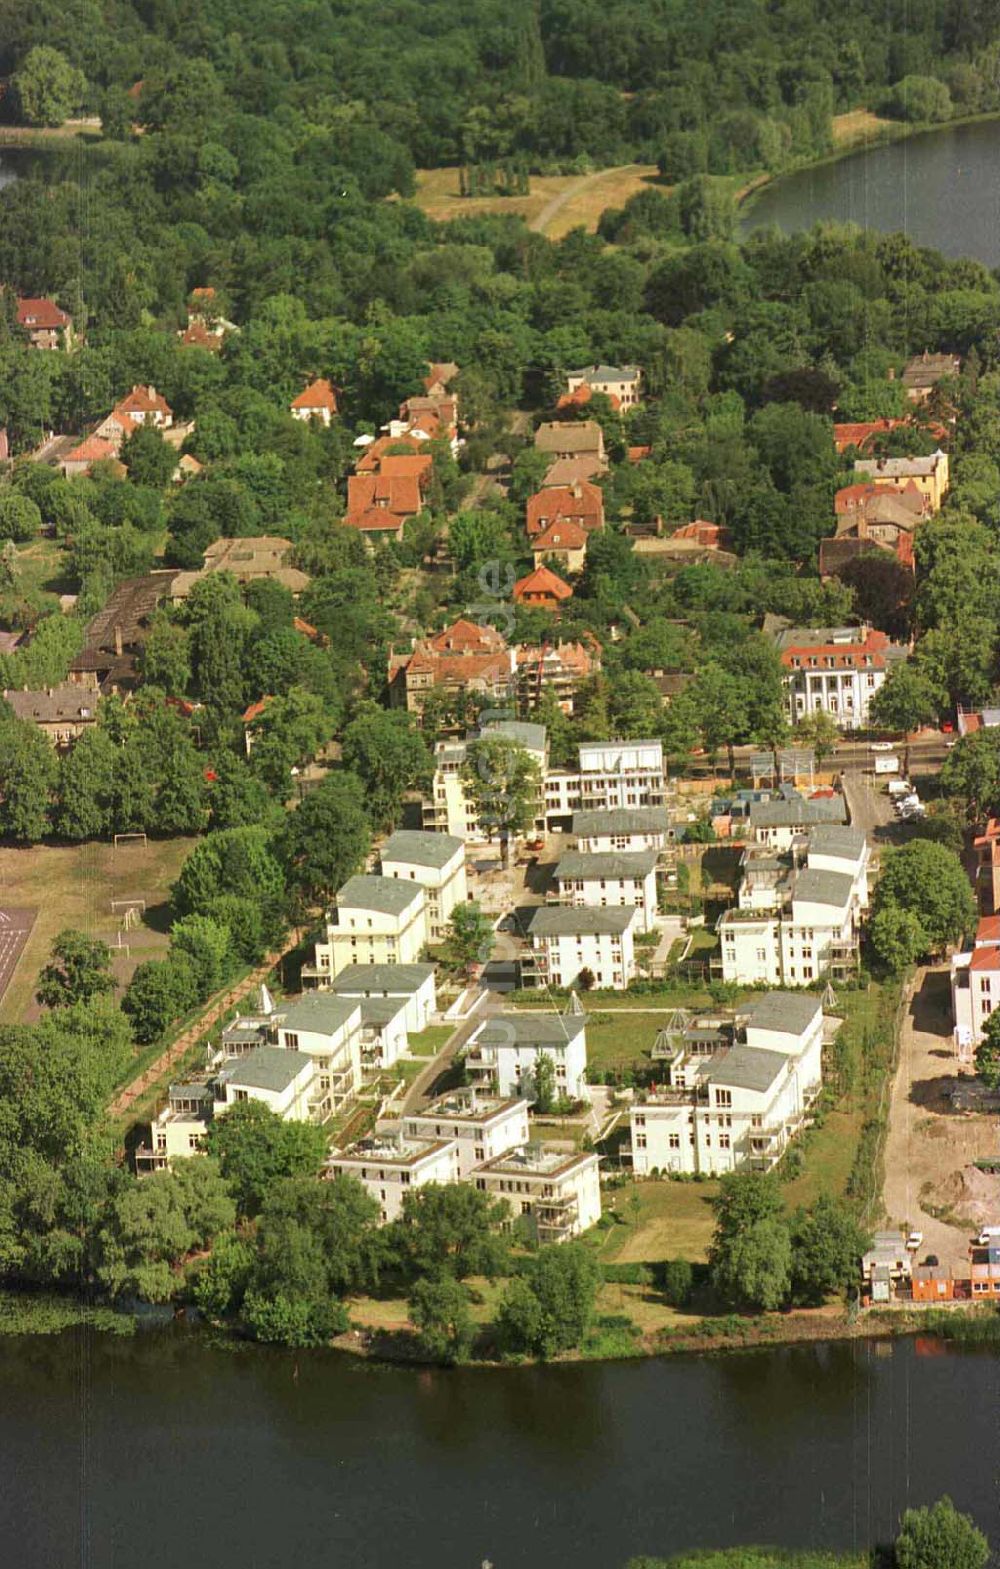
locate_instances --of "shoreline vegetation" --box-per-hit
[736,106,1000,218]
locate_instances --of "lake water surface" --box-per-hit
[743,118,1000,265]
[1,1330,997,1568]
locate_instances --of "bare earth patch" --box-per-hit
[832,109,895,146]
[408,163,661,238]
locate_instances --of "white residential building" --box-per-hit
[523,905,637,990]
[400,1089,530,1177]
[747,795,848,851]
[379,829,467,941]
[770,623,908,731]
[313,875,428,977]
[357,997,411,1076]
[630,992,824,1176]
[573,805,671,854]
[950,915,1000,1056]
[717,826,868,986]
[327,1134,461,1224]
[473,1146,602,1242]
[135,1079,214,1171]
[565,363,642,409]
[423,721,548,841]
[324,962,437,1034]
[215,1046,323,1122]
[545,740,665,829]
[273,992,363,1109]
[464,1010,589,1101]
[552,848,659,933]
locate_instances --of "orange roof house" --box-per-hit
[346,472,422,523]
[355,434,424,473]
[557,382,621,412]
[671,520,727,548]
[388,617,514,716]
[513,565,573,611]
[180,319,223,352]
[61,436,121,477]
[526,481,605,537]
[342,506,407,541]
[531,519,589,574]
[17,296,73,349]
[424,362,459,396]
[833,419,910,454]
[115,385,173,423]
[291,378,338,425]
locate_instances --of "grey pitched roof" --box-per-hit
[474,1013,587,1048]
[807,825,867,860]
[555,849,658,881]
[477,719,547,753]
[791,868,855,909]
[336,874,425,916]
[527,905,636,936]
[360,996,409,1026]
[219,1046,312,1093]
[749,797,847,828]
[380,830,464,870]
[742,991,821,1037]
[704,1045,788,1094]
[567,363,640,384]
[277,993,359,1036]
[330,962,435,994]
[573,806,669,838]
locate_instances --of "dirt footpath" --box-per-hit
[881,967,998,1271]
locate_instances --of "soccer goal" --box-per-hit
[113,832,148,851]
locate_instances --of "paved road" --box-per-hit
[401,991,492,1114]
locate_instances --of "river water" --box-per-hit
[743,118,1000,266]
[0,1329,997,1567]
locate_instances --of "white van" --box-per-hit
[977,1226,1000,1246]
[888,779,911,798]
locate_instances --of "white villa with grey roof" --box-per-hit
[313,874,428,977]
[630,991,824,1176]
[379,829,467,940]
[522,904,637,990]
[572,805,670,855]
[273,992,364,1107]
[717,825,869,986]
[324,961,437,1033]
[464,1008,589,1101]
[215,1046,323,1122]
[553,848,659,932]
[565,364,642,408]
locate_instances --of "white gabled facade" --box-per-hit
[523,905,637,991]
[379,829,467,941]
[464,1011,589,1101]
[399,1090,530,1177]
[327,1135,460,1223]
[951,916,1000,1056]
[717,826,869,987]
[274,993,364,1108]
[552,849,659,933]
[474,1146,602,1242]
[313,874,428,977]
[215,1047,322,1123]
[325,962,437,1034]
[631,993,824,1177]
[573,806,670,854]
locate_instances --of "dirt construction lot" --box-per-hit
[881,966,1000,1272]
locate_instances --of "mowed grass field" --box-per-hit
[408,162,661,237]
[0,836,197,1021]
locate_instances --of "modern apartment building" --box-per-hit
[545,740,665,829]
[552,848,659,933]
[423,720,548,840]
[312,875,428,976]
[473,1146,602,1242]
[463,1010,589,1101]
[273,992,364,1108]
[630,992,824,1177]
[379,829,467,941]
[522,905,638,990]
[327,1133,461,1223]
[716,826,869,986]
[399,1089,530,1177]
[324,962,437,1034]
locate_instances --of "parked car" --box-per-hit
[906,1231,923,1251]
[941,721,954,733]
[871,741,895,752]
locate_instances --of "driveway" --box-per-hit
[401,992,493,1113]
[881,967,998,1272]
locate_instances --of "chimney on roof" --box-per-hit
[114,624,123,657]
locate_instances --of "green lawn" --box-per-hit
[584,1011,672,1073]
[13,537,73,608]
[407,1025,454,1057]
[601,1180,721,1264]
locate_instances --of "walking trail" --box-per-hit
[109,929,304,1119]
